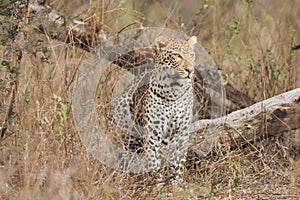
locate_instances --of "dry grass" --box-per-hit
[0,0,299,199]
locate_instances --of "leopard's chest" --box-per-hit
[143,83,193,137]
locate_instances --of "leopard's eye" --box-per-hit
[172,54,182,62]
[177,54,183,59]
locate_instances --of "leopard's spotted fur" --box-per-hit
[109,35,197,182]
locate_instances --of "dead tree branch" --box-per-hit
[190,87,300,148]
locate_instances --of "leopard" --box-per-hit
[108,35,197,184]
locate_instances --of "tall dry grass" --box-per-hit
[0,0,299,199]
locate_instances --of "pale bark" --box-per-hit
[190,87,300,148]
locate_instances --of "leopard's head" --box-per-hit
[154,36,197,79]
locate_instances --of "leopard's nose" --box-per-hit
[184,67,194,75]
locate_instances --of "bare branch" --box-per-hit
[190,87,300,149]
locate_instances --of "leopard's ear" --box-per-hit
[188,36,197,47]
[154,36,169,51]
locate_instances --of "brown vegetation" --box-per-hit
[0,0,299,199]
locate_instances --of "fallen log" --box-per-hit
[190,87,300,154]
[29,2,105,50]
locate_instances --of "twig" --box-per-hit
[1,81,17,140]
[25,0,31,24]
